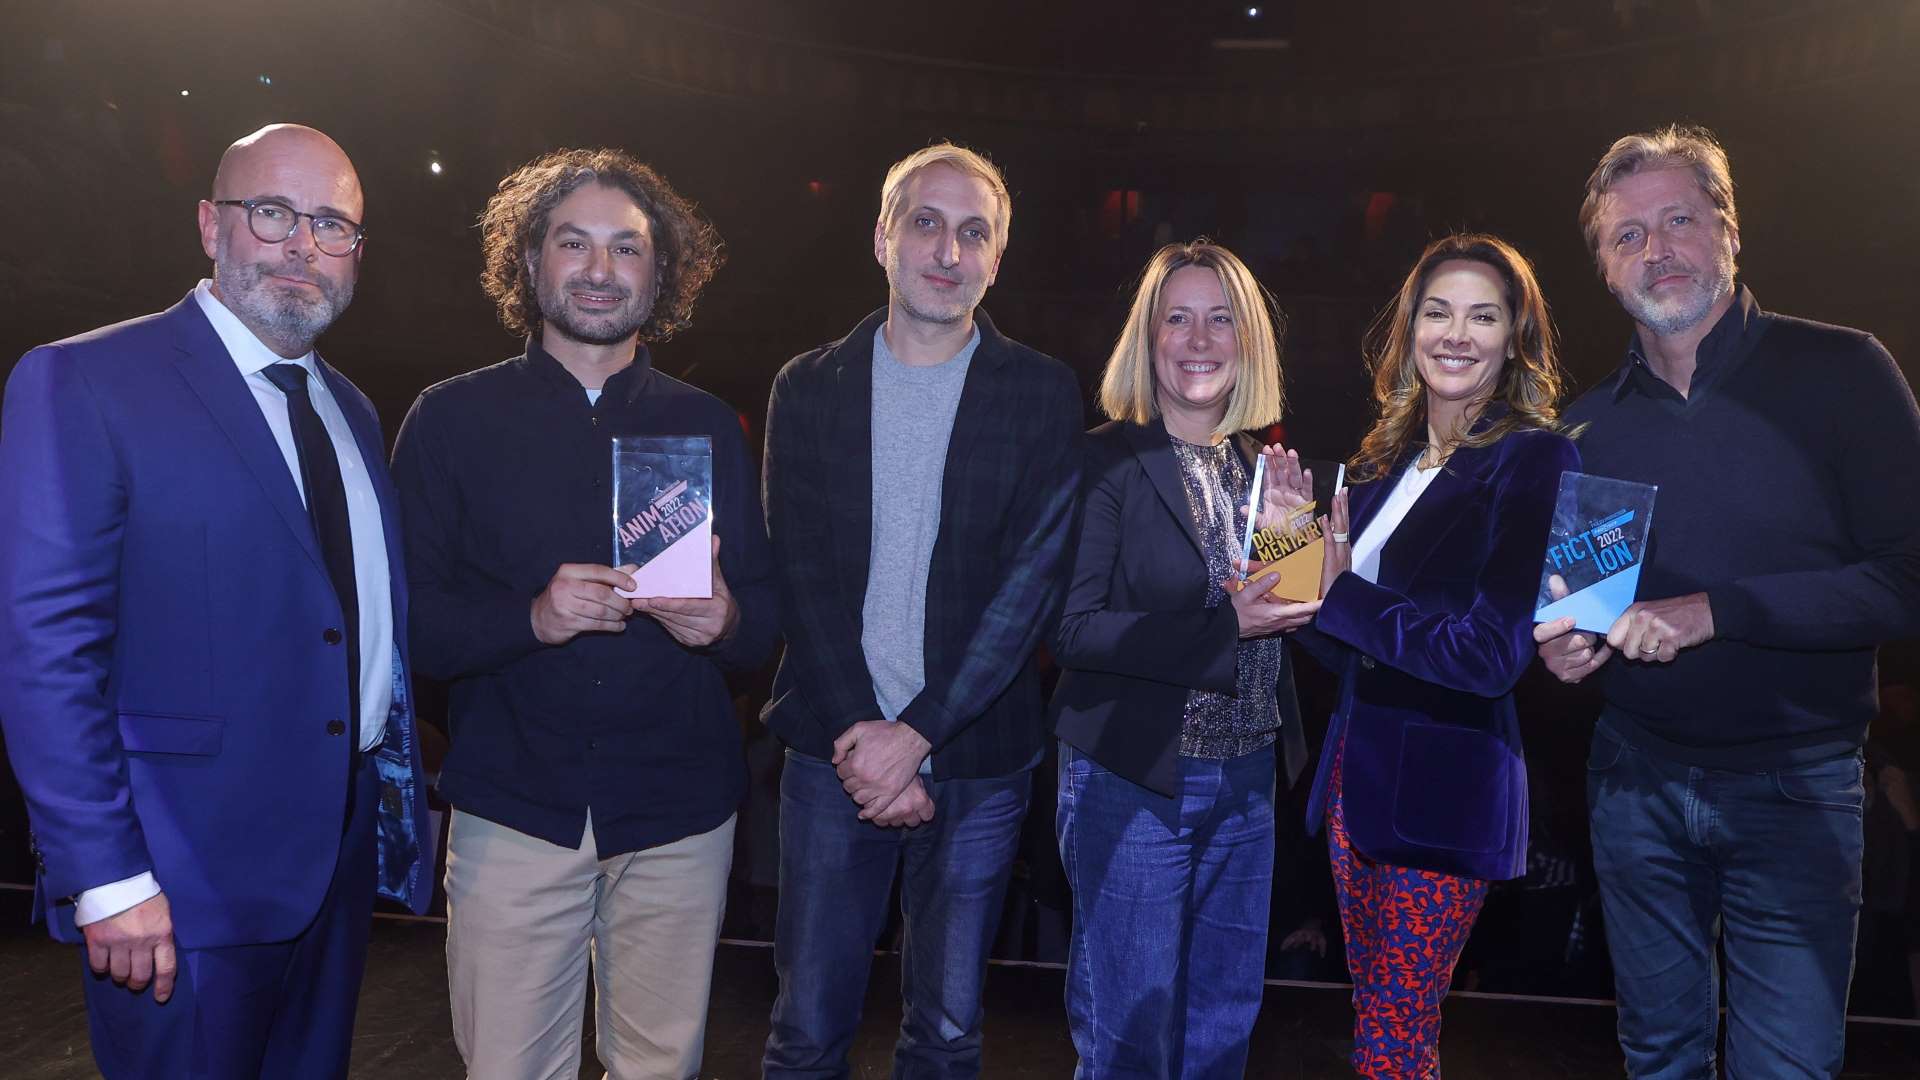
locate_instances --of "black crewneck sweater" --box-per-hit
[1566,287,1920,769]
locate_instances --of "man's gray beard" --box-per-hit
[886,249,984,327]
[535,277,652,346]
[213,257,351,355]
[1618,249,1736,336]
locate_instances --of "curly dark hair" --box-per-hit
[479,148,723,342]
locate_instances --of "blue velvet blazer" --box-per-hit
[1298,423,1578,881]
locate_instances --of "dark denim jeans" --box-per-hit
[1587,719,1864,1080]
[763,749,1030,1080]
[1056,743,1276,1080]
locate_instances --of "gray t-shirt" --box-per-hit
[861,326,980,762]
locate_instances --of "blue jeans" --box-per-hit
[1056,743,1276,1080]
[1587,720,1864,1080]
[763,749,1030,1080]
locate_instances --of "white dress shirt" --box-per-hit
[1349,461,1444,585]
[73,282,394,927]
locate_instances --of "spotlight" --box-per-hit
[179,89,190,97]
[258,74,272,87]
[1246,5,1261,16]
[429,160,444,176]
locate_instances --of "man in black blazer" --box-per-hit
[759,142,1082,1077]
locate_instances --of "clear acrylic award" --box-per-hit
[1533,471,1657,633]
[612,436,712,599]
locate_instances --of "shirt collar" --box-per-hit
[192,278,318,380]
[524,334,654,405]
[1611,284,1764,401]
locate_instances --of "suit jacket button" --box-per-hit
[323,627,343,645]
[327,719,347,736]
[1360,656,1376,670]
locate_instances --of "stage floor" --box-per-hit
[5,894,1916,1078]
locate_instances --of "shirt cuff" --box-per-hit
[74,871,161,927]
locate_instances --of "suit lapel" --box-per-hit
[1122,419,1204,560]
[832,321,877,603]
[319,358,406,629]
[1346,463,1396,541]
[940,320,1005,494]
[166,299,326,577]
[1371,445,1499,589]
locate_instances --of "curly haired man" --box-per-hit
[390,148,778,1079]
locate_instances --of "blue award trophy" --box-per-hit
[1533,472,1658,633]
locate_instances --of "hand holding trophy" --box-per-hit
[1318,486,1352,599]
[1252,443,1315,530]
[1238,448,1344,605]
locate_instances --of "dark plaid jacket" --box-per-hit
[761,307,1083,778]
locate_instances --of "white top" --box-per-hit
[1349,462,1444,584]
[73,283,396,927]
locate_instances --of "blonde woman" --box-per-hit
[1051,241,1316,1078]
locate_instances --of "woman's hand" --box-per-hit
[1318,488,1351,598]
[1254,443,1314,531]
[1229,567,1321,637]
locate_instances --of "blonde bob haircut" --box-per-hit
[877,142,1012,255]
[1349,233,1568,482]
[1098,240,1285,440]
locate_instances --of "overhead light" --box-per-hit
[1247,6,1261,16]
[179,89,190,97]
[429,160,443,176]
[258,74,272,87]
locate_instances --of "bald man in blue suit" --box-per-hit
[0,124,431,1079]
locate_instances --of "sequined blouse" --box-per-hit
[1169,435,1283,759]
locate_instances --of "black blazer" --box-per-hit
[761,307,1084,779]
[1050,418,1309,797]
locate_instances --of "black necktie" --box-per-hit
[263,363,361,816]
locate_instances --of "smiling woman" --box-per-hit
[1051,239,1313,1077]
[1292,231,1581,1077]
[1350,233,1565,483]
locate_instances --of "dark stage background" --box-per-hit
[3,0,1919,1018]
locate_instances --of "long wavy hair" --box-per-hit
[479,148,724,342]
[1349,233,1567,482]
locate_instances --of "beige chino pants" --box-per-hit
[445,808,735,1080]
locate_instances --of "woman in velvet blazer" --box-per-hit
[1297,234,1579,1079]
[1049,242,1319,1078]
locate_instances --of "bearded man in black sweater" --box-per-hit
[1536,125,1920,1079]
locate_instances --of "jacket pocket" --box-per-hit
[1391,721,1511,854]
[117,712,225,756]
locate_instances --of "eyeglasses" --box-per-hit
[212,199,366,257]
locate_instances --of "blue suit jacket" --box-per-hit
[1299,423,1577,881]
[0,294,432,947]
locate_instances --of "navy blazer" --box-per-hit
[1051,418,1309,798]
[0,294,432,947]
[1299,423,1578,881]
[761,308,1083,779]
